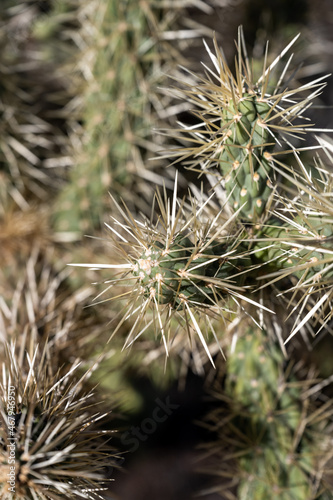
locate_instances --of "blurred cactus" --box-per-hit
[0,0,79,203]
[0,340,116,499]
[0,253,117,499]
[53,0,210,234]
[199,323,333,499]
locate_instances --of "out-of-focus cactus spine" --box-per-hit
[0,0,79,203]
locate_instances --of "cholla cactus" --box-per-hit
[3,3,333,499]
[168,28,328,223]
[71,173,277,365]
[198,323,333,499]
[71,27,333,358]
[0,341,115,500]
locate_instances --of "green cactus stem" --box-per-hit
[168,28,329,223]
[252,216,333,276]
[221,95,275,221]
[200,325,333,499]
[70,178,277,363]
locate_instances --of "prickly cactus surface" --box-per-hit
[252,216,333,281]
[214,327,333,500]
[133,234,244,308]
[221,95,274,221]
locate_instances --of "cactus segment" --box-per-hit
[70,184,278,360]
[169,29,327,224]
[247,215,333,340]
[132,234,246,308]
[202,326,333,499]
[72,184,333,351]
[252,217,333,281]
[232,330,333,499]
[221,96,275,221]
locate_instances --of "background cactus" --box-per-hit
[0,340,116,499]
[53,0,210,234]
[0,0,79,203]
[199,322,333,499]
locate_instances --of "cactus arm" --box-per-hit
[201,325,333,499]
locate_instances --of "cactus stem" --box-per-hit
[71,173,281,358]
